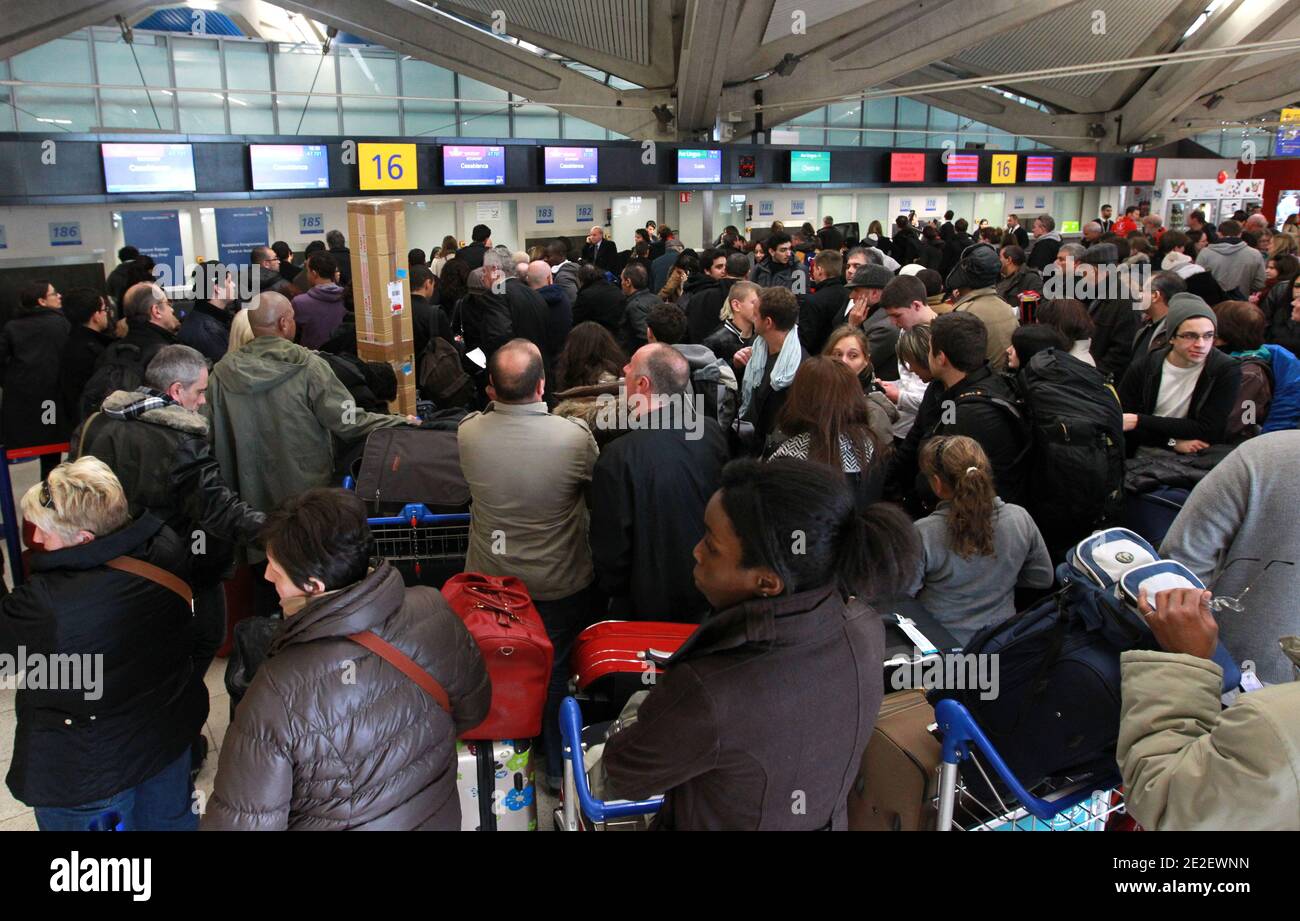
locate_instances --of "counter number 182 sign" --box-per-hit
[358,143,418,191]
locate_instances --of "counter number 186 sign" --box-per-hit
[358,142,418,191]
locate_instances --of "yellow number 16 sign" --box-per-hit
[359,142,418,191]
[991,154,1018,185]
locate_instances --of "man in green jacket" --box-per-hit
[1118,586,1300,831]
[207,292,406,547]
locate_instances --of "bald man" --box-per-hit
[589,343,728,624]
[526,258,572,357]
[456,338,600,789]
[582,225,618,272]
[207,288,406,537]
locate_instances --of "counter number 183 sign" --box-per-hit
[536,205,554,224]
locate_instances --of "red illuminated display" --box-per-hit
[891,152,926,182]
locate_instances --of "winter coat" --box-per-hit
[327,247,352,286]
[602,584,886,830]
[202,562,492,830]
[1196,239,1266,297]
[1026,231,1062,272]
[177,300,233,363]
[1086,295,1138,381]
[573,279,626,339]
[748,257,801,290]
[552,261,581,309]
[457,242,488,271]
[951,287,1018,373]
[890,366,1029,506]
[291,284,347,350]
[679,274,730,344]
[797,278,849,355]
[702,320,753,366]
[1118,647,1300,830]
[995,267,1044,307]
[72,389,265,587]
[207,336,404,525]
[1160,431,1300,683]
[1118,346,1242,454]
[1263,279,1300,355]
[2,514,206,808]
[0,306,71,447]
[620,288,661,354]
[536,283,572,357]
[590,418,729,622]
[59,325,116,427]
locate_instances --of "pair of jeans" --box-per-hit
[34,748,198,831]
[532,584,602,784]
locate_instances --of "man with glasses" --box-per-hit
[1119,294,1241,457]
[252,245,282,293]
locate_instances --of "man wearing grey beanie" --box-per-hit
[1118,292,1242,457]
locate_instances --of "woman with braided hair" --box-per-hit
[908,435,1053,644]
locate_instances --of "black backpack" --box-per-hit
[418,336,477,410]
[79,341,145,421]
[1015,349,1125,534]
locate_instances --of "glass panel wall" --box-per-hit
[274,43,339,135]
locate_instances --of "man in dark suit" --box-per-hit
[459,224,492,270]
[582,226,618,272]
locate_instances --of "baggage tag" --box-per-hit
[894,614,939,656]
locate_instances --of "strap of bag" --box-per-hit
[455,575,532,613]
[349,629,451,713]
[75,411,102,460]
[105,556,194,612]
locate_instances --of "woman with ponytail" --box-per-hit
[910,435,1053,644]
[602,457,920,830]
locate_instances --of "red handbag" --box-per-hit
[441,573,554,740]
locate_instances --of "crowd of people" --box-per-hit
[0,200,1297,831]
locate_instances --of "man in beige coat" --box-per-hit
[1118,586,1300,831]
[457,338,600,791]
[945,242,1017,373]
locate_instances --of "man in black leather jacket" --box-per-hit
[72,343,265,680]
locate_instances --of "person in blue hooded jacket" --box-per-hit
[1213,299,1300,439]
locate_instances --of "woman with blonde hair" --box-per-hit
[3,456,207,830]
[909,435,1053,644]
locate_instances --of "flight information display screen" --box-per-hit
[443,146,506,186]
[102,143,197,193]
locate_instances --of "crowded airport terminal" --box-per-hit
[0,0,1298,855]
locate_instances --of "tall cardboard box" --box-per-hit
[347,198,417,415]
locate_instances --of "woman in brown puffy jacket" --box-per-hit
[203,489,491,831]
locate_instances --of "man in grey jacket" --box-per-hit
[1196,219,1266,296]
[1161,430,1300,684]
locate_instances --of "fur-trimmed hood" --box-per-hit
[101,389,209,436]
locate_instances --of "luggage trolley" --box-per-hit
[933,699,1127,831]
[343,475,470,585]
[558,696,662,831]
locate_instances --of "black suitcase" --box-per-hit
[355,427,471,515]
[877,597,961,690]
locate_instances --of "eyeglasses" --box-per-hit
[1210,558,1295,613]
[1173,331,1216,343]
[38,480,54,510]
